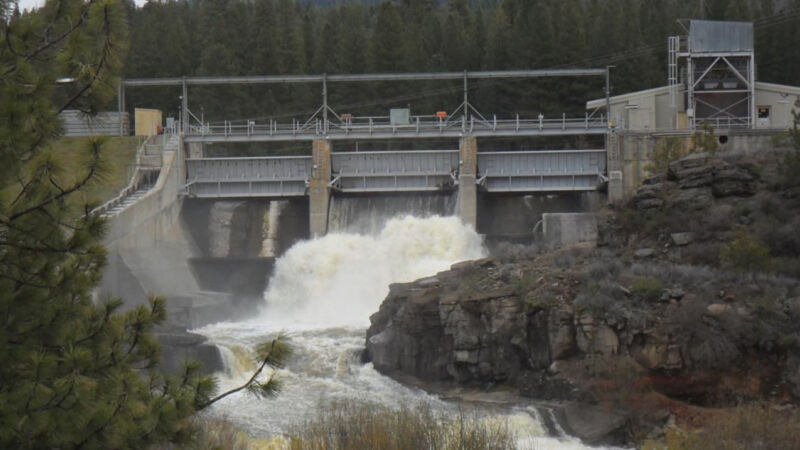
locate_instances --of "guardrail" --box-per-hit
[186,114,608,140]
[91,134,170,217]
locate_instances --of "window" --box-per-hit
[758,107,770,119]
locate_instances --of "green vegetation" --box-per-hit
[631,277,665,302]
[693,122,721,154]
[646,137,686,175]
[719,228,773,272]
[2,136,141,208]
[43,137,140,204]
[288,400,515,450]
[651,405,800,450]
[1,1,287,448]
[122,0,800,124]
[781,99,800,187]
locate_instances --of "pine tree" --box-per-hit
[369,1,404,73]
[0,1,288,447]
[441,11,468,70]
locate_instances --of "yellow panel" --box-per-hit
[135,108,163,136]
[676,112,688,130]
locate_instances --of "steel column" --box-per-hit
[181,77,188,134]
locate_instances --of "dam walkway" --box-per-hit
[184,147,607,197]
[181,136,610,237]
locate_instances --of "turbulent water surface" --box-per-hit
[195,214,617,449]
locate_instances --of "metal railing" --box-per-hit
[186,113,607,139]
[91,135,157,216]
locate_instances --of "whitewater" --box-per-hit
[195,215,620,449]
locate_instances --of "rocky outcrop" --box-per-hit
[366,151,800,445]
[633,153,757,210]
[156,329,224,375]
[365,249,800,448]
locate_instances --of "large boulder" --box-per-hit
[559,402,629,445]
[365,280,453,380]
[155,330,224,375]
[633,184,665,210]
[712,166,755,197]
[676,166,714,189]
[548,304,577,360]
[668,153,711,180]
[670,187,713,210]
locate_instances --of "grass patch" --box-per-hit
[288,400,515,450]
[720,228,773,273]
[3,136,142,208]
[631,277,664,302]
[650,405,800,450]
[151,418,251,450]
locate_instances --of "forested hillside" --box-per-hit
[122,0,800,122]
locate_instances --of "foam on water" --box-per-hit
[260,215,485,327]
[194,215,625,449]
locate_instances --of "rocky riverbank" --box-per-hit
[364,151,800,445]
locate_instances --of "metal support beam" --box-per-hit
[692,56,721,88]
[463,70,468,119]
[118,80,125,136]
[749,55,756,129]
[122,69,607,87]
[181,77,188,134]
[605,66,613,128]
[322,73,328,134]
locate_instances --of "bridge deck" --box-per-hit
[184,117,608,143]
[184,149,606,198]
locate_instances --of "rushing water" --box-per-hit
[195,214,618,449]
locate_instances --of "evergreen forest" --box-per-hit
[122,0,800,124]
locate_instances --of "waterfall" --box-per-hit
[328,193,456,234]
[259,200,286,257]
[194,213,625,449]
[260,214,484,327]
[208,201,240,257]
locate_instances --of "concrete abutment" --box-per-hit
[457,136,478,228]
[309,139,332,237]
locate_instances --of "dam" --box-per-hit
[93,19,799,447]
[120,69,616,237]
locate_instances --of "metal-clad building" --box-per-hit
[587,20,799,132]
[60,110,129,136]
[587,82,800,132]
[689,20,753,53]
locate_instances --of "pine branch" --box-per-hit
[74,379,129,450]
[198,337,289,409]
[1,0,96,77]
[57,2,113,113]
[4,155,98,222]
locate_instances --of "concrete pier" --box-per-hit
[606,132,624,203]
[457,136,478,228]
[309,139,332,237]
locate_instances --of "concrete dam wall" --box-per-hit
[99,137,606,328]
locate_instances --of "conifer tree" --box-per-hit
[0,1,288,447]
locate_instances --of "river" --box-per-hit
[195,215,619,449]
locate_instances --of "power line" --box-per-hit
[198,7,800,123]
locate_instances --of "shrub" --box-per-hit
[288,400,515,450]
[631,277,665,302]
[511,270,538,295]
[693,122,720,154]
[720,228,773,272]
[152,418,251,450]
[773,256,800,279]
[525,294,559,309]
[778,99,800,187]
[645,136,687,175]
[655,405,800,450]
